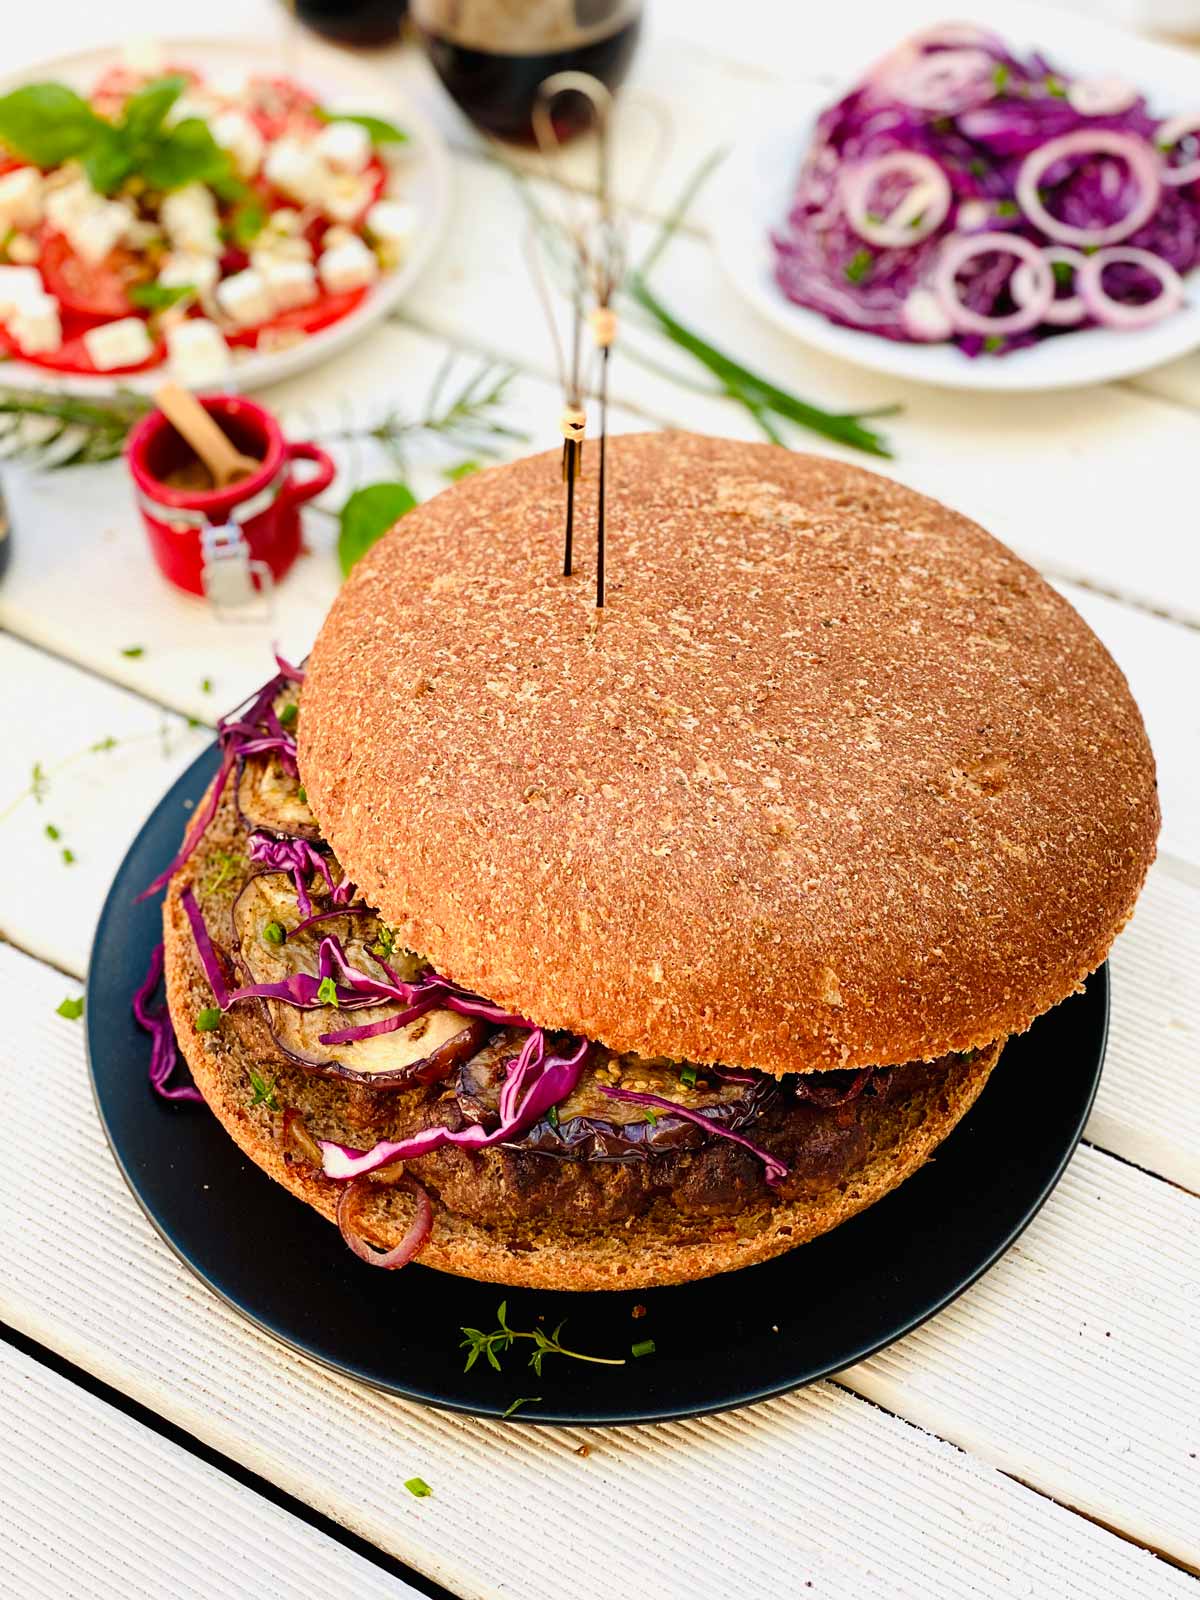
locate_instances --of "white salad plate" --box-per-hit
[708,6,1200,392]
[0,35,452,395]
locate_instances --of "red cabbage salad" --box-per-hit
[772,22,1200,356]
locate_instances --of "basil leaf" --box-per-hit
[128,281,193,310]
[141,117,231,192]
[227,191,266,247]
[0,82,105,167]
[337,482,417,577]
[316,108,408,145]
[83,123,135,195]
[121,74,188,145]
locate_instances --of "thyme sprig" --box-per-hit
[0,387,152,468]
[461,1302,626,1376]
[331,355,528,471]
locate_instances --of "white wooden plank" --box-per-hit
[0,941,1193,1600]
[0,1340,424,1600]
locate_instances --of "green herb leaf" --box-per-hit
[31,761,47,801]
[200,677,213,694]
[61,846,76,865]
[1044,75,1066,99]
[56,995,84,1021]
[315,108,408,145]
[546,1104,559,1128]
[141,118,231,193]
[248,1066,280,1110]
[404,1477,432,1498]
[196,1006,222,1031]
[129,281,194,311]
[337,481,417,577]
[642,1107,659,1126]
[83,123,136,196]
[44,822,61,841]
[993,199,1018,218]
[0,83,106,167]
[297,784,308,805]
[679,1065,698,1089]
[317,976,339,1007]
[278,702,298,728]
[91,736,118,752]
[263,920,286,946]
[443,458,481,481]
[983,334,1005,353]
[992,63,1010,91]
[843,248,873,284]
[1052,259,1075,289]
[631,1339,656,1359]
[122,75,188,146]
[121,645,145,658]
[502,1396,541,1418]
[227,191,266,247]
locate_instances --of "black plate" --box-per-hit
[88,744,1106,1426]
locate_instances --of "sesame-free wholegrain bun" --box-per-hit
[301,432,1157,1077]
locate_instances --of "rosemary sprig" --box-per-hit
[461,1302,626,1376]
[333,355,528,471]
[0,387,151,468]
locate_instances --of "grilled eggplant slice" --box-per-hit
[236,754,321,841]
[457,1044,777,1161]
[231,872,485,1087]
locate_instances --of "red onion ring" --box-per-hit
[841,152,951,248]
[1015,130,1161,247]
[1012,246,1087,327]
[932,231,1054,336]
[1067,77,1138,117]
[336,1174,432,1269]
[1076,246,1185,329]
[902,286,954,341]
[888,47,997,114]
[1156,113,1200,187]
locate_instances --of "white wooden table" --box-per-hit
[1,2,1198,1596]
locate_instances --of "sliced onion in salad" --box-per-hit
[1156,113,1200,187]
[1067,77,1138,117]
[886,47,998,114]
[1012,246,1087,327]
[932,232,1054,336]
[1076,246,1185,328]
[841,152,952,248]
[1015,130,1161,247]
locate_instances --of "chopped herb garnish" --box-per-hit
[993,199,1018,218]
[843,248,872,284]
[196,1007,222,1031]
[1044,75,1066,99]
[502,1396,541,1418]
[204,850,245,894]
[642,1107,659,1126]
[631,1339,656,1359]
[404,1477,432,1498]
[56,995,84,1020]
[443,458,481,481]
[278,702,298,728]
[297,785,308,805]
[461,1302,626,1376]
[992,63,1010,91]
[546,1104,560,1128]
[248,1067,279,1110]
[31,761,47,802]
[1052,259,1075,289]
[317,976,339,1007]
[121,645,145,658]
[128,281,193,311]
[315,108,408,145]
[61,847,76,865]
[967,158,986,177]
[370,923,394,959]
[200,677,213,694]
[91,736,118,753]
[263,920,286,945]
[679,1065,698,1089]
[44,822,60,841]
[983,335,1004,353]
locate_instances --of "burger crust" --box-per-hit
[301,432,1158,1077]
[162,794,1000,1291]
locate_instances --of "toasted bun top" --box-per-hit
[301,432,1157,1075]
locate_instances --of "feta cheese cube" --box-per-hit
[82,316,154,371]
[215,267,274,327]
[211,110,264,180]
[5,233,39,266]
[314,120,372,175]
[161,184,221,256]
[65,200,132,266]
[264,138,331,206]
[0,265,43,318]
[166,318,232,385]
[44,176,95,234]
[159,252,220,299]
[365,200,416,248]
[318,236,378,295]
[0,168,43,232]
[258,255,317,311]
[266,208,303,237]
[10,291,61,355]
[322,174,373,226]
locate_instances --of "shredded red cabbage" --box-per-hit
[247,832,346,919]
[773,28,1200,355]
[597,1085,789,1185]
[133,943,203,1103]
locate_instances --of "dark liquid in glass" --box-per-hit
[420,12,642,143]
[293,0,407,46]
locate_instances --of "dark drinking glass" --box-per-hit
[291,0,408,47]
[414,0,643,142]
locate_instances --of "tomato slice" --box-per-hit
[0,323,165,376]
[39,232,148,323]
[245,75,322,141]
[226,285,368,347]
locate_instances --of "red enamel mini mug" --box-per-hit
[127,395,335,598]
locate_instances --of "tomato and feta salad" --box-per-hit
[0,47,417,382]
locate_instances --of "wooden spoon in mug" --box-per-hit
[153,381,260,490]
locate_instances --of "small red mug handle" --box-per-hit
[280,439,336,507]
